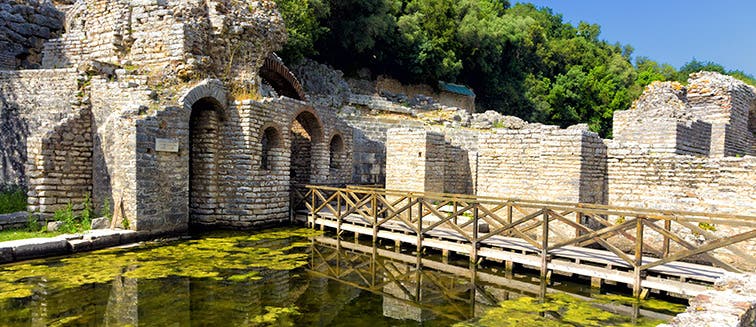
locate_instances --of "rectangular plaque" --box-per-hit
[155,138,179,153]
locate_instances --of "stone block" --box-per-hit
[91,217,111,229]
[10,237,69,260]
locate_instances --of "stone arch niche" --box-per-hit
[188,97,224,226]
[260,125,284,171]
[290,110,325,186]
[329,134,346,171]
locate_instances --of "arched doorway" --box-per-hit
[290,111,323,186]
[189,97,223,225]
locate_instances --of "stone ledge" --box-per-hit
[0,229,179,264]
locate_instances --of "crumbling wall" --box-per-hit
[42,0,286,87]
[0,0,64,69]
[686,72,756,157]
[0,69,79,187]
[613,81,712,156]
[25,108,93,216]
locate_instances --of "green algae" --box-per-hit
[0,228,322,301]
[456,293,666,327]
[250,306,301,326]
[593,294,687,314]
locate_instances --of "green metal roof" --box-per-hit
[439,82,475,97]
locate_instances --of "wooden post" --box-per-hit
[575,211,582,238]
[506,203,513,236]
[633,216,645,298]
[540,209,549,282]
[336,192,342,237]
[417,198,424,258]
[505,260,514,279]
[453,201,458,225]
[663,219,671,258]
[472,205,479,265]
[371,193,378,245]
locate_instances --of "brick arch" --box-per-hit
[290,107,324,143]
[179,79,228,120]
[260,54,306,101]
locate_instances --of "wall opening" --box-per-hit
[261,126,282,171]
[189,97,223,225]
[329,134,345,171]
[290,111,323,186]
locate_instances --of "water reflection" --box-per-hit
[0,230,676,326]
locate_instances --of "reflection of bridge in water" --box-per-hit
[294,185,756,301]
[308,235,674,323]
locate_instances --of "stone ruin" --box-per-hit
[0,0,351,234]
[0,1,754,243]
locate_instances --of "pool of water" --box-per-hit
[0,228,684,326]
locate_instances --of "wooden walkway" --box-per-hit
[309,235,675,322]
[293,185,756,298]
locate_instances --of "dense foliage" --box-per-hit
[275,0,755,137]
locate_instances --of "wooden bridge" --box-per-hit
[308,235,675,322]
[292,185,756,298]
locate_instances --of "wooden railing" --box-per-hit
[296,185,756,297]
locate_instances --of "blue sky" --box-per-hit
[513,1,756,76]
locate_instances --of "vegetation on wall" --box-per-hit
[275,0,755,137]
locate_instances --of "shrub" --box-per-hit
[0,186,27,214]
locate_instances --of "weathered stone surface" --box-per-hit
[9,237,69,260]
[91,217,110,229]
[0,0,64,69]
[660,273,756,327]
[46,220,63,232]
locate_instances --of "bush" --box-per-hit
[54,196,94,234]
[0,186,27,214]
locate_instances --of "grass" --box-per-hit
[0,188,27,214]
[0,229,63,243]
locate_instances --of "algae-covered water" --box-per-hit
[0,228,683,326]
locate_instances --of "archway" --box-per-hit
[189,97,223,224]
[259,54,306,101]
[290,111,323,186]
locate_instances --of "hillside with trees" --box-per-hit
[275,0,755,137]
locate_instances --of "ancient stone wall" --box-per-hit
[0,0,64,69]
[42,0,286,88]
[686,72,755,157]
[477,126,606,204]
[0,68,79,187]
[89,73,152,229]
[430,127,478,195]
[25,108,93,216]
[606,143,755,216]
[342,111,424,184]
[127,83,353,231]
[385,129,445,193]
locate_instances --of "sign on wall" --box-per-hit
[155,138,180,153]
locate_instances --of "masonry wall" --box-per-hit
[607,144,755,216]
[477,126,606,204]
[130,86,353,231]
[0,69,79,187]
[613,113,711,156]
[343,111,424,184]
[26,109,93,216]
[687,73,756,157]
[385,129,444,193]
[0,0,64,69]
[90,74,152,229]
[431,127,478,195]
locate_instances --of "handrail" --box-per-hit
[313,185,756,224]
[301,185,756,298]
